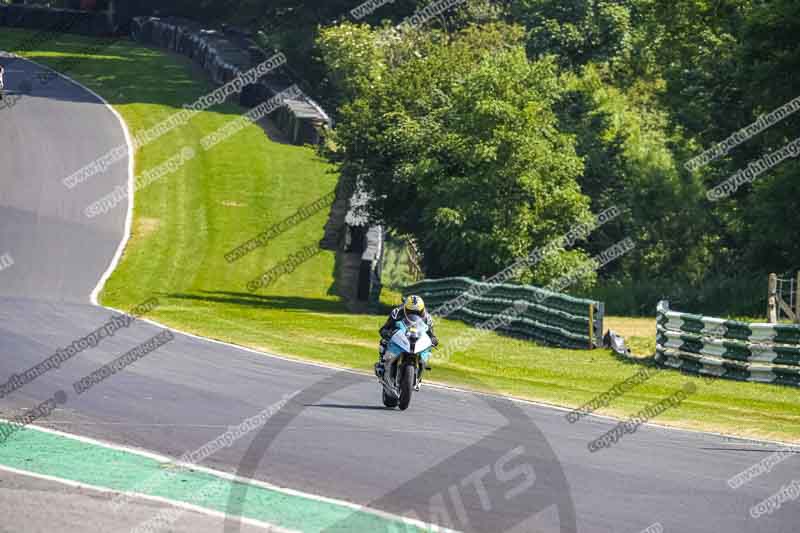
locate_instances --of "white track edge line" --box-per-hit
[0,464,297,533]
[36,42,793,451]
[11,47,798,519]
[12,54,800,451]
[0,420,457,531]
[6,53,454,533]
[93,309,800,448]
[3,45,797,533]
[0,51,135,308]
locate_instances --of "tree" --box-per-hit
[559,65,711,283]
[511,0,635,71]
[321,22,597,286]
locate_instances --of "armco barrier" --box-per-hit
[655,300,800,386]
[405,277,603,349]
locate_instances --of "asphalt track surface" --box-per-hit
[0,56,798,533]
[0,470,268,533]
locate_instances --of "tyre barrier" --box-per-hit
[130,16,331,145]
[405,277,604,349]
[655,300,800,386]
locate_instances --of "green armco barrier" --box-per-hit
[444,309,588,349]
[655,300,800,386]
[407,277,593,316]
[404,277,603,349]
[657,329,800,366]
[656,302,800,344]
[421,291,589,332]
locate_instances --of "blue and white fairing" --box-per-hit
[385,315,433,362]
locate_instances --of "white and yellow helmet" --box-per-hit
[403,295,426,321]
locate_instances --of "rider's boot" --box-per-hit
[374,340,386,378]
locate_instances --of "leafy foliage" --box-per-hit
[140,0,800,314]
[321,23,596,285]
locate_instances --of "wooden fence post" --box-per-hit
[768,273,778,323]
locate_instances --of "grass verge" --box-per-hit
[3,29,798,443]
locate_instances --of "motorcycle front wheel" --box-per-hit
[398,364,416,411]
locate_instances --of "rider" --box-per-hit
[374,295,439,377]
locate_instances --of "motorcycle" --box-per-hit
[378,314,433,410]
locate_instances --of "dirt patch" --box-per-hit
[133,217,160,240]
[604,316,657,339]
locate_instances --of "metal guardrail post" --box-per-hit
[595,301,604,348]
[768,273,778,323]
[795,271,800,323]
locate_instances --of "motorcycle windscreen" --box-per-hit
[387,329,411,357]
[412,335,432,353]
